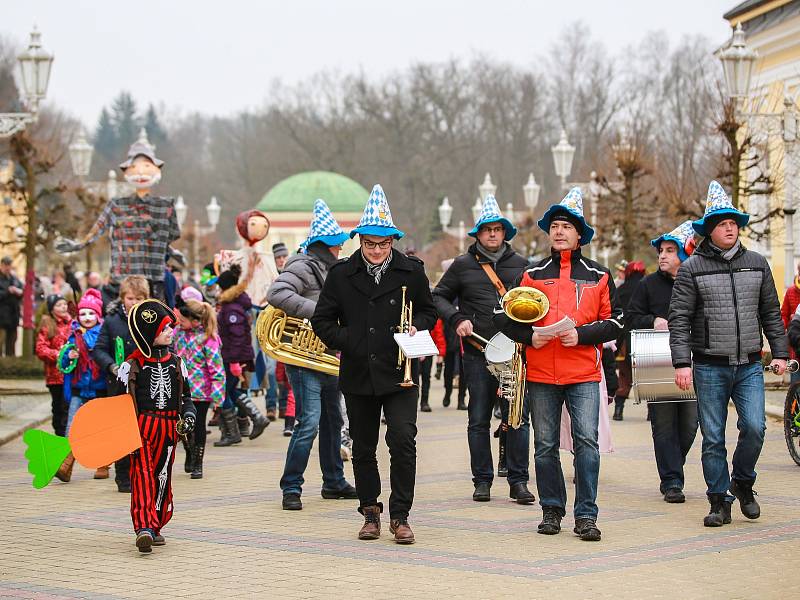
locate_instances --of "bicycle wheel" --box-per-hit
[784,384,800,467]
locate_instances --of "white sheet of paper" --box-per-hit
[533,315,576,336]
[393,330,439,359]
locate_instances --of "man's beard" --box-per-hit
[124,171,162,190]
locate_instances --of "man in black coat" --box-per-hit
[627,221,698,504]
[433,197,532,505]
[613,261,645,420]
[312,185,437,545]
[0,256,23,357]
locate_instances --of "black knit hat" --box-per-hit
[217,263,241,291]
[46,294,65,315]
[128,299,176,358]
[550,210,584,235]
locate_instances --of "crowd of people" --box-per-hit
[5,132,794,553]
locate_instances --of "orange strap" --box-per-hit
[477,256,508,297]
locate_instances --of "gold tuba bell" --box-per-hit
[256,306,339,376]
[498,286,550,428]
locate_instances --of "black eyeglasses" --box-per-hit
[362,240,392,250]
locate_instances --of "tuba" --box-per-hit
[256,306,339,376]
[497,286,550,428]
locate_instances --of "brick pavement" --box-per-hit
[0,381,797,600]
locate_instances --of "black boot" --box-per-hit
[237,416,251,438]
[457,397,467,410]
[613,398,624,421]
[497,428,508,477]
[730,479,760,519]
[236,395,268,439]
[442,391,451,407]
[420,397,431,412]
[214,407,242,447]
[182,432,194,473]
[703,493,732,527]
[191,445,205,479]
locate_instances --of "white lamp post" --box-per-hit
[523,172,540,210]
[174,196,187,229]
[438,196,453,230]
[68,129,93,179]
[471,196,483,223]
[1,27,54,137]
[718,23,757,99]
[178,196,223,274]
[505,202,515,224]
[479,173,496,200]
[551,129,576,190]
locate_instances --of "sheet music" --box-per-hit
[533,315,576,336]
[393,330,440,359]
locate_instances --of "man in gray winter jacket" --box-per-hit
[669,181,788,528]
[267,199,357,511]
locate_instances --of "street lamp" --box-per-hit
[175,195,222,274]
[551,129,576,190]
[438,196,453,230]
[68,129,93,178]
[523,172,541,210]
[718,23,758,99]
[505,202,515,224]
[479,173,496,200]
[471,196,483,223]
[174,195,188,229]
[0,27,54,137]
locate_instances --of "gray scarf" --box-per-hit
[361,249,393,284]
[710,240,741,261]
[476,241,507,264]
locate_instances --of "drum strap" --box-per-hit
[476,256,508,297]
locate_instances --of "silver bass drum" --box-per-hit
[630,329,696,403]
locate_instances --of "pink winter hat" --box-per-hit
[180,286,203,303]
[77,288,104,318]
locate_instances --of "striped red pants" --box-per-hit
[130,410,179,533]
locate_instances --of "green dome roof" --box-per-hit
[256,171,369,213]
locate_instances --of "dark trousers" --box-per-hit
[106,378,131,485]
[344,387,417,520]
[649,401,698,493]
[193,402,211,448]
[443,351,466,404]
[463,353,530,486]
[0,325,17,356]
[130,410,179,533]
[411,356,433,405]
[47,384,67,437]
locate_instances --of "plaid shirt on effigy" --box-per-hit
[83,195,181,283]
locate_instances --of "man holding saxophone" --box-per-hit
[312,185,437,544]
[433,196,533,505]
[267,199,358,512]
[496,188,623,542]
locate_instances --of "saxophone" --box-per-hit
[255,306,339,376]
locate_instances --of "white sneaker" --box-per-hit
[340,445,352,461]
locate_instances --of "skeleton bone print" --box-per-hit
[144,362,176,409]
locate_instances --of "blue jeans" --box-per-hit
[529,381,600,519]
[463,353,530,486]
[222,363,240,409]
[65,393,88,436]
[693,362,766,498]
[280,365,347,496]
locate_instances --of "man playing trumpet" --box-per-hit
[312,185,437,544]
[496,188,623,541]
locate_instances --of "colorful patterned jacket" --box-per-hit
[174,325,225,405]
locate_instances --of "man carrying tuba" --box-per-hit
[267,199,357,511]
[433,196,533,505]
[495,187,623,542]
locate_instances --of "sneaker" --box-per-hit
[135,529,154,553]
[152,534,166,546]
[703,494,732,527]
[537,508,562,535]
[282,493,302,511]
[729,479,760,519]
[663,488,686,503]
[473,481,491,502]
[283,426,293,438]
[573,517,601,541]
[321,483,358,499]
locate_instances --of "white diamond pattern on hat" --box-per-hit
[474,195,505,225]
[668,220,695,246]
[356,184,397,229]
[301,199,345,249]
[560,187,585,217]
[704,180,733,215]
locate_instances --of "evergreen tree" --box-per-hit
[144,104,167,149]
[111,91,140,148]
[93,108,116,157]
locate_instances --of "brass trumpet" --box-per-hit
[396,285,415,387]
[502,286,550,323]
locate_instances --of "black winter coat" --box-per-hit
[432,243,528,356]
[92,301,137,395]
[312,249,437,396]
[0,272,23,328]
[626,270,674,330]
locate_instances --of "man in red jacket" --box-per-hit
[496,187,623,542]
[781,263,800,383]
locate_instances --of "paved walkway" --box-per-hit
[0,380,797,599]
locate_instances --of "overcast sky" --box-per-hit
[6,0,736,128]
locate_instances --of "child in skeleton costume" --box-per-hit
[119,299,196,553]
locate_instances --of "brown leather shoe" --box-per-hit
[94,465,110,479]
[358,505,381,540]
[389,518,415,544]
[55,452,75,483]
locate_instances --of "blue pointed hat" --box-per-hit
[468,195,517,241]
[692,181,750,237]
[651,220,696,262]
[300,199,349,251]
[349,184,405,239]
[537,186,595,245]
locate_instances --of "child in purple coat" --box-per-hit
[215,264,267,446]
